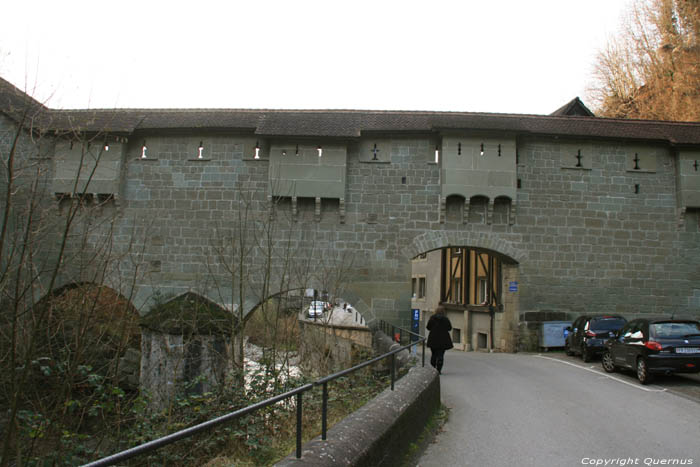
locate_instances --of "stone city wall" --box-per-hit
[2,114,699,346]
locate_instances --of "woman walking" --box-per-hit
[426,306,453,374]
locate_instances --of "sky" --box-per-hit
[0,0,630,115]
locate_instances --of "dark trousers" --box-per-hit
[430,347,446,373]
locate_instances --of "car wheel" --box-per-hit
[582,347,592,363]
[565,342,573,356]
[601,351,616,373]
[636,357,654,385]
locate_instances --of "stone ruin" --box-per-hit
[139,292,235,410]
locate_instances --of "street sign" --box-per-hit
[509,281,518,292]
[411,309,420,341]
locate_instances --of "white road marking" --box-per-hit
[535,355,667,393]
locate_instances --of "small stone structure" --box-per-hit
[139,292,235,410]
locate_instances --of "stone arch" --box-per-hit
[407,232,523,353]
[405,231,526,264]
[37,281,137,308]
[242,287,305,324]
[33,281,142,387]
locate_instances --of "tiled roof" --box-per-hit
[138,109,260,130]
[255,112,362,137]
[550,97,595,117]
[0,76,48,123]
[39,110,146,133]
[2,76,700,145]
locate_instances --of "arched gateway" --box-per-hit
[408,232,524,352]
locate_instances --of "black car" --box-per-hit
[601,318,700,384]
[565,315,627,362]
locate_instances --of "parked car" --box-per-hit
[565,315,627,362]
[306,300,330,318]
[601,318,700,384]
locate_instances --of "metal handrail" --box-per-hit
[84,384,313,467]
[83,319,425,466]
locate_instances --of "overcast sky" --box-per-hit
[1,0,629,114]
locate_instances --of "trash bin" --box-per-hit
[539,321,571,351]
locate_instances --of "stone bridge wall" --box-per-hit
[2,114,700,340]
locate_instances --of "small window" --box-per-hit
[477,278,487,304]
[419,277,426,298]
[451,277,462,303]
[452,328,461,345]
[412,278,417,298]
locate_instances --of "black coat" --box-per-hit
[426,314,454,350]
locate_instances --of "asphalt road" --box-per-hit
[416,351,700,467]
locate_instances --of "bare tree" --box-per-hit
[588,0,700,121]
[0,82,145,465]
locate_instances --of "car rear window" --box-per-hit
[650,322,700,339]
[590,318,626,331]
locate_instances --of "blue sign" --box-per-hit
[509,281,518,292]
[411,308,420,354]
[411,309,420,342]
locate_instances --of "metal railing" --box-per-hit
[84,319,425,466]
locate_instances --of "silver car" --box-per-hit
[307,300,328,318]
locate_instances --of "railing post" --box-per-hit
[296,392,303,459]
[422,339,425,367]
[322,382,328,440]
[391,353,396,391]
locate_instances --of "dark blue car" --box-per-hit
[565,315,627,362]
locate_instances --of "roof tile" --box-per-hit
[2,77,699,145]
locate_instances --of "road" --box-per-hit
[416,351,700,467]
[298,305,367,328]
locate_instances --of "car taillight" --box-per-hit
[644,341,663,351]
[585,330,596,337]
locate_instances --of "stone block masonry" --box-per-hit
[1,94,699,349]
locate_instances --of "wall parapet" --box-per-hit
[274,365,440,467]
